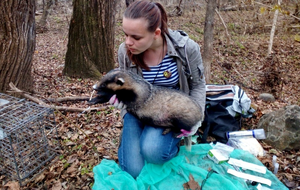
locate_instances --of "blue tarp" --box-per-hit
[93,144,287,190]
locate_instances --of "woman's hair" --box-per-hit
[124,0,169,70]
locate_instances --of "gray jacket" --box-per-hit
[117,29,206,117]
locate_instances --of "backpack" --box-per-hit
[199,85,255,144]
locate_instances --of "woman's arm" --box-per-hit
[185,40,206,114]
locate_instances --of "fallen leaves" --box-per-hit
[51,180,62,190]
[66,162,78,174]
[1,1,300,190]
[34,172,46,184]
[258,144,300,188]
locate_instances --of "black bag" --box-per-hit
[198,85,255,144]
[199,99,241,144]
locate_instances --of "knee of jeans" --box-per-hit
[120,164,142,179]
[140,144,175,165]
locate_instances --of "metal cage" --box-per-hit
[0,93,60,185]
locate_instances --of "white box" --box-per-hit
[207,149,229,164]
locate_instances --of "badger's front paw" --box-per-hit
[176,121,201,138]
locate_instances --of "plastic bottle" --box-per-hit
[226,129,266,139]
[272,155,279,174]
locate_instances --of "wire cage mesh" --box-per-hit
[0,93,60,185]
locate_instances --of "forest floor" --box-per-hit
[1,1,300,190]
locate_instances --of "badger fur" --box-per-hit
[89,69,203,151]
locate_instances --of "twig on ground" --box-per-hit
[215,8,231,43]
[8,82,107,112]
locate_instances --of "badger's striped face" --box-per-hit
[89,70,137,105]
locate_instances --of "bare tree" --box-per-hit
[0,0,36,93]
[63,0,117,78]
[37,0,53,31]
[268,0,282,56]
[202,0,217,83]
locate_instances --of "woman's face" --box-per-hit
[122,17,157,54]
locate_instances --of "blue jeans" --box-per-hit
[118,113,181,178]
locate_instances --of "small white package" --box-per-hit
[228,158,267,174]
[227,137,265,157]
[207,142,234,164]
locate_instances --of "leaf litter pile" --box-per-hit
[1,1,300,190]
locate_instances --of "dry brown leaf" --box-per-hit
[51,180,62,190]
[84,130,93,135]
[293,167,300,174]
[101,132,110,138]
[97,146,104,152]
[86,172,94,178]
[284,173,294,181]
[283,178,296,188]
[183,174,200,190]
[4,181,20,190]
[46,172,57,180]
[65,141,76,146]
[66,162,78,174]
[34,172,46,183]
[67,155,78,164]
[71,133,79,140]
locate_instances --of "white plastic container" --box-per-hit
[227,129,266,139]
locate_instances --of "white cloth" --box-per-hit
[226,85,251,117]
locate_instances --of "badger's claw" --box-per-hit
[162,128,172,135]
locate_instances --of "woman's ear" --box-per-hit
[154,28,161,39]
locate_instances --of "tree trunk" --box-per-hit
[202,0,217,83]
[126,0,135,7]
[63,0,117,79]
[0,0,35,93]
[38,0,53,30]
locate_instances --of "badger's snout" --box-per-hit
[93,84,98,90]
[88,83,114,105]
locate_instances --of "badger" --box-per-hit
[89,69,203,151]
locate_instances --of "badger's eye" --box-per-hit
[101,83,107,88]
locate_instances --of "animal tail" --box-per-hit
[184,136,192,152]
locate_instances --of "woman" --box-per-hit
[114,0,206,178]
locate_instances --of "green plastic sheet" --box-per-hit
[92,144,288,190]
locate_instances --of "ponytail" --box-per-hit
[154,2,169,37]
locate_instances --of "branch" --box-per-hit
[215,8,231,43]
[8,82,107,112]
[47,96,90,103]
[268,0,282,56]
[290,14,300,21]
[253,1,272,9]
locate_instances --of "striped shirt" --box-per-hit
[142,54,179,89]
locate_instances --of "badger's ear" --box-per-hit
[116,77,125,86]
